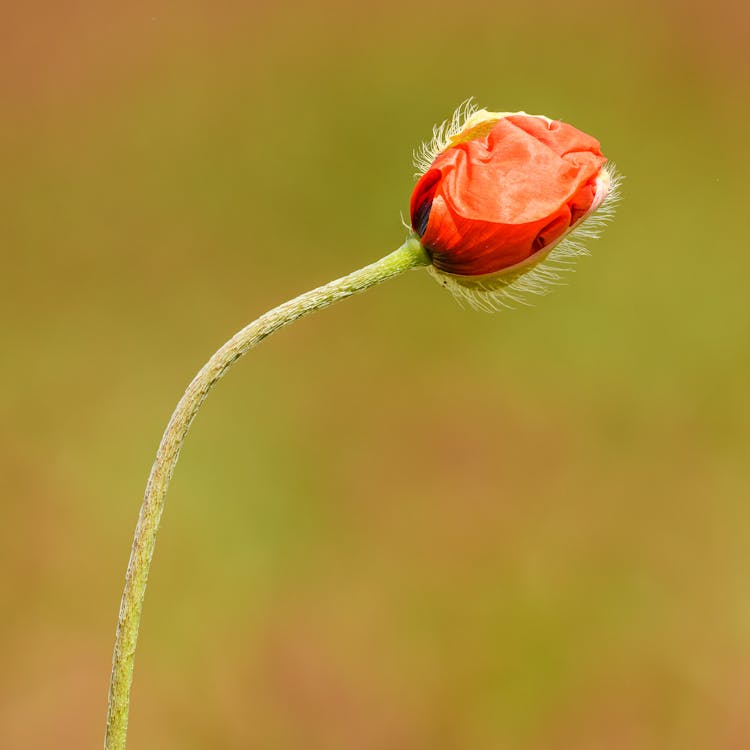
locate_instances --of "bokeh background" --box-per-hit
[2,1,750,747]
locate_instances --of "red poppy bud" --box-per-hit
[411,105,618,309]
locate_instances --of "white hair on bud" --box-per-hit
[413,98,479,178]
[428,163,622,311]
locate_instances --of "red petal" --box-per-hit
[415,115,606,277]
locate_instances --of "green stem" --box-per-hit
[104,238,430,750]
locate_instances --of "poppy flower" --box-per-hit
[411,102,618,309]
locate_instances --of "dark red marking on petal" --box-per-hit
[410,168,441,237]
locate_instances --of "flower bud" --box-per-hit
[411,103,618,309]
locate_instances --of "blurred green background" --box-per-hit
[2,1,750,747]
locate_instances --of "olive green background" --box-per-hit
[2,1,749,747]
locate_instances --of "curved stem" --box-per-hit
[104,238,430,750]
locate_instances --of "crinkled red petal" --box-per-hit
[412,115,607,277]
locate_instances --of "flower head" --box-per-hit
[411,102,619,309]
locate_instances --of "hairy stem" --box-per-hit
[104,238,430,750]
